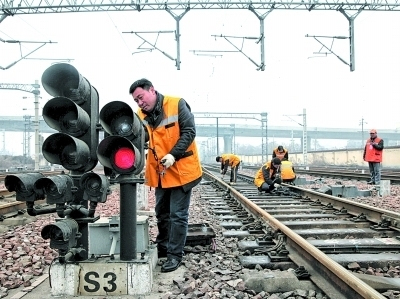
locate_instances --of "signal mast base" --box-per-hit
[49,246,157,296]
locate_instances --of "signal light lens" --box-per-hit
[114,147,135,170]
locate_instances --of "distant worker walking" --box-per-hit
[254,157,282,193]
[216,154,241,185]
[272,145,289,161]
[281,159,296,184]
[363,129,384,185]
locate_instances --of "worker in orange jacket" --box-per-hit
[272,145,289,161]
[254,157,282,193]
[216,153,241,185]
[363,129,384,185]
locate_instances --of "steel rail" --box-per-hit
[203,167,387,299]
[295,169,400,184]
[0,188,14,197]
[0,200,25,216]
[287,185,400,228]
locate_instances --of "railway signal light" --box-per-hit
[5,173,45,202]
[41,218,80,252]
[34,175,74,205]
[79,172,109,203]
[97,101,147,175]
[41,63,99,173]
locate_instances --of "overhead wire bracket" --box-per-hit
[191,34,264,70]
[305,34,349,66]
[122,30,176,61]
[0,38,58,70]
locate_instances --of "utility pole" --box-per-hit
[359,117,367,148]
[283,109,307,166]
[33,82,40,171]
[23,115,32,165]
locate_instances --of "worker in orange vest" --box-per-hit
[254,157,282,193]
[272,145,288,161]
[216,154,241,185]
[363,129,384,185]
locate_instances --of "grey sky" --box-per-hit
[1,9,400,138]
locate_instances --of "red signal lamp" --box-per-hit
[97,135,141,174]
[114,147,135,170]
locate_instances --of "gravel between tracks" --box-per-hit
[1,174,400,298]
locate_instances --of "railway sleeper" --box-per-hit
[238,255,295,270]
[282,219,372,230]
[331,252,400,291]
[240,270,319,294]
[0,209,25,221]
[293,227,397,239]
[309,237,400,254]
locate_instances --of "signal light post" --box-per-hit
[5,64,156,296]
[39,63,107,260]
[97,101,147,261]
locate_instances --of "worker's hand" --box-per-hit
[220,170,224,174]
[160,154,175,169]
[274,183,281,188]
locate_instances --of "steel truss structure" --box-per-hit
[2,0,400,70]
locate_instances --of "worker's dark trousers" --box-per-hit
[155,186,191,261]
[230,162,240,182]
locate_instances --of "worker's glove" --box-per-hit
[160,154,175,169]
[274,183,281,188]
[220,170,224,174]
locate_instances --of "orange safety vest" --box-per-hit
[221,154,241,168]
[254,161,277,187]
[364,137,383,162]
[137,96,202,188]
[281,160,296,180]
[273,148,288,160]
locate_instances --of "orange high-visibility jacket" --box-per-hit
[220,154,241,174]
[254,161,279,188]
[272,148,288,160]
[138,96,202,188]
[281,160,296,180]
[364,137,383,163]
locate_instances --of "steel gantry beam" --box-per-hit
[2,0,400,71]
[0,83,40,94]
[2,0,400,13]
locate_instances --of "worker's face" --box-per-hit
[131,86,157,112]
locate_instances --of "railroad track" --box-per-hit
[202,166,400,299]
[241,164,400,184]
[295,167,400,184]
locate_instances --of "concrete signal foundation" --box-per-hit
[49,246,157,296]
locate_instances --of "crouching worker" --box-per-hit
[254,157,282,193]
[281,159,296,184]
